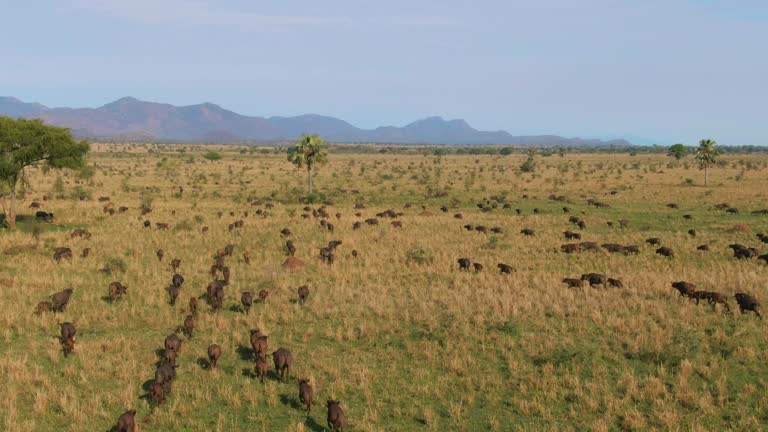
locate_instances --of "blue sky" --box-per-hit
[2,0,767,145]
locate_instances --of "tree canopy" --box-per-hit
[0,117,89,228]
[287,134,328,195]
[667,143,688,161]
[694,139,720,186]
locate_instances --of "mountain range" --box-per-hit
[0,96,632,146]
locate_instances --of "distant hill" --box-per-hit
[0,96,632,146]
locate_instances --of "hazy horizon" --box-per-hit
[3,0,767,145]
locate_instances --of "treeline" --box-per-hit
[328,144,768,155]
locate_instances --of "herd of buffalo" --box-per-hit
[29,194,765,431]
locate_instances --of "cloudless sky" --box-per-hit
[2,0,767,145]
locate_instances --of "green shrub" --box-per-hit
[406,245,434,266]
[203,151,222,161]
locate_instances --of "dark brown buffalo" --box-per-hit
[472,262,483,272]
[687,229,697,237]
[156,249,164,261]
[601,243,624,253]
[116,409,136,432]
[520,228,535,236]
[183,314,195,338]
[646,238,661,245]
[272,348,293,382]
[457,258,471,271]
[59,322,76,340]
[286,240,296,256]
[208,344,222,369]
[656,247,674,257]
[578,242,599,251]
[241,291,253,313]
[298,285,310,304]
[327,400,347,432]
[143,220,151,228]
[697,244,710,251]
[34,301,52,315]
[149,381,166,405]
[164,347,177,367]
[564,231,581,240]
[62,336,76,357]
[562,278,585,288]
[735,293,761,319]
[81,248,91,258]
[581,273,606,286]
[255,353,268,383]
[299,379,314,412]
[257,289,269,303]
[170,258,181,272]
[250,329,268,358]
[189,297,198,315]
[607,278,624,288]
[561,243,580,253]
[53,247,73,262]
[50,288,74,312]
[671,281,696,298]
[497,263,513,274]
[108,282,127,302]
[167,284,180,306]
[164,334,182,354]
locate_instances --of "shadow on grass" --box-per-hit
[196,357,211,370]
[236,344,254,362]
[279,393,302,410]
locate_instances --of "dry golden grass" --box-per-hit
[0,144,767,431]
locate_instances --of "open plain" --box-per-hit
[1,145,767,431]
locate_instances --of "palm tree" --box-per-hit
[694,139,720,186]
[287,134,328,195]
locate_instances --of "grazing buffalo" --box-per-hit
[562,278,585,288]
[272,348,293,382]
[697,244,710,251]
[561,244,580,254]
[156,249,164,261]
[299,379,314,412]
[607,278,624,288]
[62,336,76,357]
[457,258,471,271]
[167,284,181,306]
[34,301,52,315]
[255,353,268,383]
[497,263,514,274]
[50,288,74,312]
[59,322,76,340]
[298,285,310,304]
[116,409,136,432]
[149,381,166,405]
[208,344,222,369]
[241,291,253,313]
[601,243,625,253]
[646,238,661,246]
[164,334,182,354]
[734,293,761,319]
[472,262,483,272]
[327,400,347,432]
[564,231,581,240]
[671,281,696,298]
[687,229,697,237]
[183,314,195,338]
[35,211,54,222]
[520,228,535,236]
[53,247,73,262]
[286,240,296,256]
[656,247,674,257]
[108,282,127,302]
[189,297,198,315]
[250,330,268,358]
[581,273,606,287]
[171,258,181,272]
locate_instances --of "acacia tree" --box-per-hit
[0,117,89,229]
[287,134,328,195]
[667,143,687,163]
[694,139,720,186]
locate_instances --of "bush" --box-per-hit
[406,245,434,266]
[520,157,536,173]
[203,151,222,161]
[304,192,327,204]
[173,220,194,232]
[70,186,91,201]
[103,256,127,273]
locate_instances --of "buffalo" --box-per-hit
[272,348,293,382]
[208,344,222,369]
[327,400,347,432]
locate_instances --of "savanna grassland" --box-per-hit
[1,144,768,432]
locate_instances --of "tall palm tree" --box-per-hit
[287,134,328,195]
[694,139,720,186]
